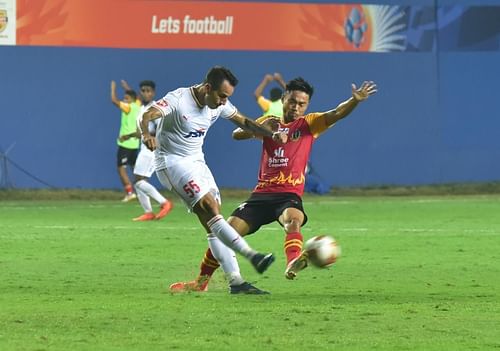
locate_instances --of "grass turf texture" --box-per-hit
[1,194,499,350]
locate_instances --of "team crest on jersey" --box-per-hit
[0,9,8,33]
[290,130,301,141]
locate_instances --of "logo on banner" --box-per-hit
[344,6,368,48]
[0,9,8,33]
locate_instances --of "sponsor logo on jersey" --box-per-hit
[183,129,206,138]
[0,10,8,33]
[268,147,289,167]
[279,127,289,134]
[274,147,284,158]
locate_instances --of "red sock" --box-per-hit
[199,248,220,277]
[284,232,303,264]
[125,184,133,194]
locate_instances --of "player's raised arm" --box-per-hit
[321,81,377,127]
[110,81,121,108]
[230,112,287,144]
[254,74,274,101]
[140,107,163,151]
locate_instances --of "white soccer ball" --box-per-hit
[304,235,341,268]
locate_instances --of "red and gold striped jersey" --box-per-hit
[253,113,332,196]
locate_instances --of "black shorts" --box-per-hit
[230,192,308,235]
[116,146,138,167]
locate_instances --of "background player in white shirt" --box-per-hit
[141,66,287,294]
[120,80,173,221]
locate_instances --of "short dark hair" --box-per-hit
[270,87,282,101]
[139,80,156,90]
[205,66,238,90]
[286,77,314,99]
[125,89,137,100]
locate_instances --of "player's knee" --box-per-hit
[284,218,301,233]
[194,196,220,220]
[134,179,145,187]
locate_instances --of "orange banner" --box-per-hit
[16,0,373,52]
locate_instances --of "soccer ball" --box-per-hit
[304,235,341,268]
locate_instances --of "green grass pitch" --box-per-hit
[1,194,499,350]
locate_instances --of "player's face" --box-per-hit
[205,80,234,109]
[282,90,310,122]
[123,94,134,103]
[140,86,155,104]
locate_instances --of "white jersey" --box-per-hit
[133,101,158,176]
[137,102,159,142]
[151,86,237,169]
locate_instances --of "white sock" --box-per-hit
[207,215,257,259]
[135,179,167,205]
[135,181,152,213]
[207,233,244,286]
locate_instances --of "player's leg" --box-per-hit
[189,216,251,285]
[162,161,273,292]
[132,175,155,221]
[117,146,136,202]
[161,159,273,271]
[280,207,309,280]
[193,194,274,274]
[189,216,252,287]
[281,207,305,263]
[133,149,172,220]
[171,215,268,294]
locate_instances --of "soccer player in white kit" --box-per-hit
[120,80,173,221]
[141,66,288,294]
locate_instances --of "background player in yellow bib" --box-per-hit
[119,80,173,221]
[254,72,286,117]
[111,80,141,202]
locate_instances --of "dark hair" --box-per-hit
[125,89,137,100]
[286,77,314,99]
[205,66,238,90]
[139,80,156,90]
[270,87,282,101]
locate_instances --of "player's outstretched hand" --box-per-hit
[272,131,288,144]
[262,117,280,132]
[352,81,377,102]
[273,72,283,81]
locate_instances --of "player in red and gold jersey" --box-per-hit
[170,77,377,292]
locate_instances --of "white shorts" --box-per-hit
[156,159,221,210]
[133,148,155,178]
